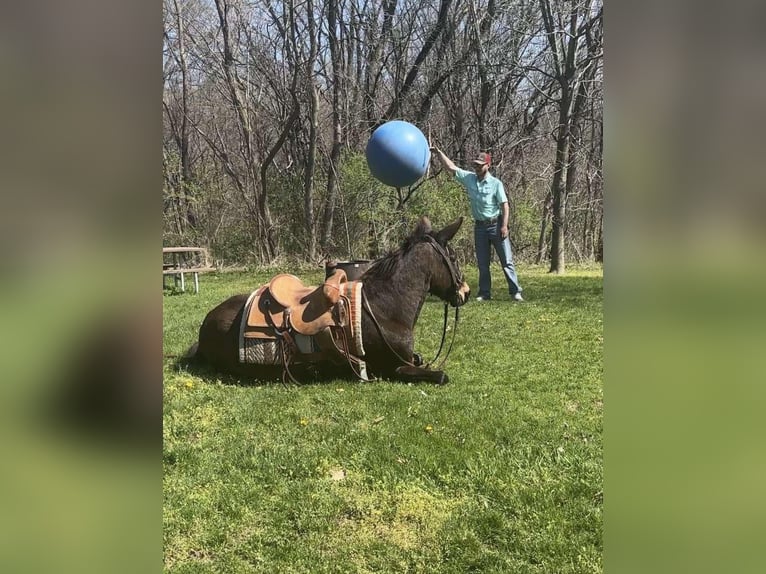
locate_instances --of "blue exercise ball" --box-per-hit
[365,120,430,188]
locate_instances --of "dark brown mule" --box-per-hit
[186,216,470,384]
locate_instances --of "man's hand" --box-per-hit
[500,202,510,239]
[429,145,457,175]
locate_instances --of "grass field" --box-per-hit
[163,264,603,573]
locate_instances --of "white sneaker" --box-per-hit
[512,293,524,302]
[475,295,491,302]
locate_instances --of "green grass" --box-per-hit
[163,265,603,573]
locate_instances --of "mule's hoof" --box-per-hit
[412,352,423,366]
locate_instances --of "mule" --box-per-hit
[186,216,470,384]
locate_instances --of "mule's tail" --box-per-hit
[181,342,199,361]
[163,342,199,362]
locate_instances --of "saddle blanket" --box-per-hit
[240,334,319,365]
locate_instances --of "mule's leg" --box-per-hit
[394,365,449,385]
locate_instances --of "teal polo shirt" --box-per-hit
[454,168,508,221]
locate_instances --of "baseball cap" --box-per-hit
[472,152,491,166]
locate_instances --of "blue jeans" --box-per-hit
[474,220,522,299]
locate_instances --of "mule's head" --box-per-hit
[414,216,471,307]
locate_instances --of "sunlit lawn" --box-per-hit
[163,264,603,573]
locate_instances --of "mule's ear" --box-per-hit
[414,216,432,238]
[435,216,464,243]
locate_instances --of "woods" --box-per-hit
[163,0,603,271]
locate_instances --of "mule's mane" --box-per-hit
[362,231,435,282]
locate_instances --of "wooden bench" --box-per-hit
[162,247,215,293]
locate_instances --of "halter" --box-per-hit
[421,235,464,298]
[362,234,463,373]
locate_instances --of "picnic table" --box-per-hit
[163,247,215,293]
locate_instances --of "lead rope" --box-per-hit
[431,306,459,371]
[423,303,449,368]
[362,294,417,368]
[362,289,457,370]
[419,236,462,370]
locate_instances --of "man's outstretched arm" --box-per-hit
[430,146,458,176]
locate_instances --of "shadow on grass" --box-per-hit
[163,286,201,297]
[522,274,603,307]
[168,351,437,389]
[169,352,354,388]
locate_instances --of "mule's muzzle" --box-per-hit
[452,281,471,307]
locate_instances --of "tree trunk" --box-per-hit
[536,192,552,264]
[564,132,578,263]
[321,0,343,253]
[549,100,571,274]
[304,81,318,260]
[172,0,196,230]
[302,0,319,260]
[583,168,593,259]
[364,0,397,127]
[473,0,495,149]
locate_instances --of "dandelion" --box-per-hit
[424,425,433,433]
[300,418,309,426]
[184,381,194,389]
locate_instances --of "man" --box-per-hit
[431,147,523,301]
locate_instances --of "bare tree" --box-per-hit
[319,0,344,253]
[302,0,320,260]
[538,0,602,273]
[161,0,603,268]
[363,0,398,128]
[163,0,197,233]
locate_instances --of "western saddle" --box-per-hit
[245,269,348,336]
[241,269,366,380]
